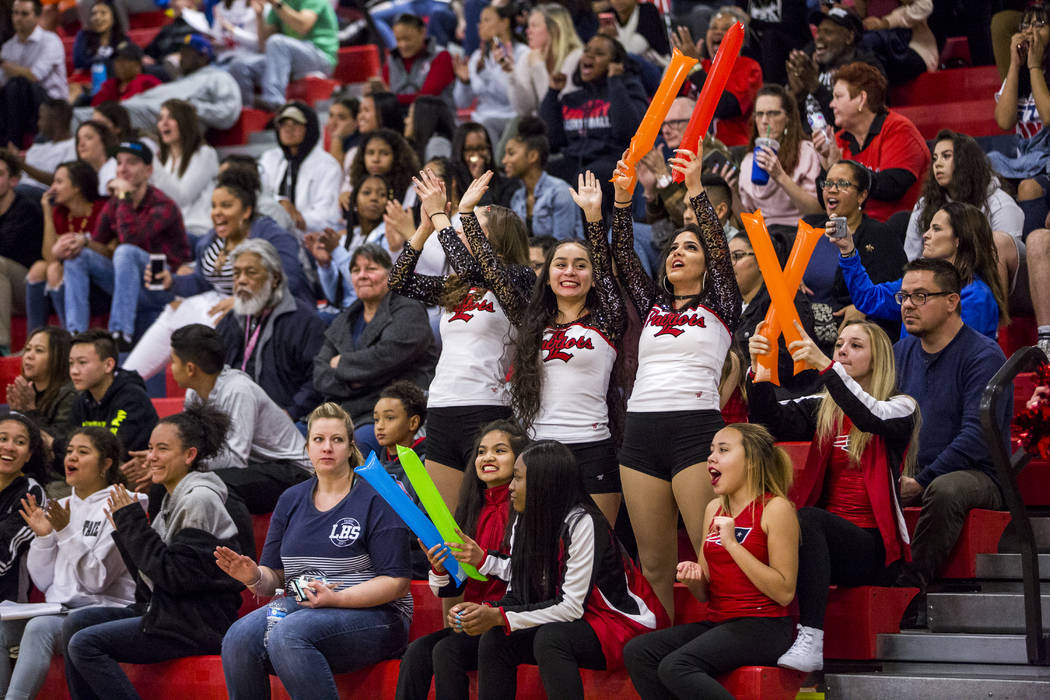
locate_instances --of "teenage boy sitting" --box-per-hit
[167,323,313,514]
[61,329,157,469]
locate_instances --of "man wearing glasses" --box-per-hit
[891,258,1008,623]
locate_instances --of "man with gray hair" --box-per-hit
[215,238,326,421]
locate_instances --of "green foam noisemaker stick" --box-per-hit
[397,444,487,582]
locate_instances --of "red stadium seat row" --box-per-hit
[890,66,1003,107]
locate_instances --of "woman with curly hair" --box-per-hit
[348,128,421,207]
[505,171,626,525]
[835,199,1008,339]
[389,168,533,512]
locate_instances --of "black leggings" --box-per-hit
[623,616,794,700]
[797,506,896,629]
[476,621,606,700]
[395,627,480,700]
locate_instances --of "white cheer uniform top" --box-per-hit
[532,321,617,443]
[427,288,515,408]
[628,303,732,413]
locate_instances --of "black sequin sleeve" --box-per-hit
[692,192,742,332]
[586,219,626,341]
[437,225,485,284]
[610,205,657,318]
[387,239,448,306]
[459,212,535,325]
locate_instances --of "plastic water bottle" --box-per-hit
[805,95,827,133]
[263,589,286,648]
[90,62,107,96]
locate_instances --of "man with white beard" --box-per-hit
[214,238,326,422]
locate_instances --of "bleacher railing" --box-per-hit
[981,345,1050,665]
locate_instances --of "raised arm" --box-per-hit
[388,215,451,306]
[610,157,656,316]
[571,170,625,340]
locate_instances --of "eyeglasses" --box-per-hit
[821,179,857,191]
[893,291,953,306]
[1020,20,1048,30]
[730,251,755,262]
[662,119,689,130]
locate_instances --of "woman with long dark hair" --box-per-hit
[835,199,1008,339]
[25,160,105,330]
[504,170,625,525]
[153,99,220,237]
[72,0,126,73]
[447,440,667,700]
[347,128,421,206]
[390,169,533,512]
[5,327,75,451]
[748,321,917,673]
[63,404,250,699]
[338,92,401,208]
[451,122,517,207]
[610,146,741,619]
[404,95,457,165]
[0,413,48,602]
[624,423,798,699]
[395,420,528,700]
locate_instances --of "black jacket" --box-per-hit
[0,476,45,601]
[217,293,327,421]
[313,292,437,427]
[62,368,158,461]
[112,480,250,652]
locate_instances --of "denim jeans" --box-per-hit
[0,613,66,700]
[221,596,409,700]
[64,244,169,336]
[24,279,65,332]
[226,35,333,106]
[64,605,202,700]
[369,0,457,50]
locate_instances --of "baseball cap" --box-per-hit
[181,33,214,61]
[809,6,865,39]
[114,140,153,166]
[276,104,308,125]
[113,40,144,61]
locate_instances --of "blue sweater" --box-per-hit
[894,324,1008,488]
[838,251,1000,340]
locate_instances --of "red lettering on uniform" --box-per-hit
[646,308,707,337]
[542,328,594,362]
[448,294,496,323]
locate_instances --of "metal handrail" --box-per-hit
[980,345,1050,665]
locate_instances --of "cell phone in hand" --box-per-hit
[148,254,166,290]
[826,216,848,240]
[599,11,616,30]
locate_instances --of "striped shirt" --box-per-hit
[260,477,413,619]
[199,237,235,295]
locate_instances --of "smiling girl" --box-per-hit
[624,424,797,699]
[0,414,47,603]
[446,440,666,700]
[610,146,741,618]
[8,427,144,700]
[395,420,529,700]
[6,327,75,453]
[63,405,250,700]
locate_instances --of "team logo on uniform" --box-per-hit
[646,309,707,337]
[542,328,594,362]
[82,520,102,537]
[448,293,495,323]
[705,526,752,546]
[328,517,362,547]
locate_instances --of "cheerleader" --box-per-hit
[395,169,535,513]
[610,146,742,617]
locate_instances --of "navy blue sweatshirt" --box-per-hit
[539,72,647,165]
[893,323,1008,488]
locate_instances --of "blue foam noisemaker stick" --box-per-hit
[355,452,467,585]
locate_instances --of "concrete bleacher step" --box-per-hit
[825,669,1050,699]
[927,592,1050,634]
[976,553,1050,579]
[876,630,1031,664]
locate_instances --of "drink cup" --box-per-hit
[751,137,780,186]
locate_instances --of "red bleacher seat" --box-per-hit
[164,365,186,398]
[150,396,183,418]
[824,585,918,660]
[903,507,1010,579]
[286,76,339,105]
[939,36,972,68]
[208,107,273,147]
[0,356,20,403]
[894,99,1001,140]
[127,11,172,30]
[333,45,382,84]
[890,66,1002,107]
[999,316,1037,358]
[1018,459,1050,506]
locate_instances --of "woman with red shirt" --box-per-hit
[624,423,798,700]
[25,160,106,330]
[746,320,918,673]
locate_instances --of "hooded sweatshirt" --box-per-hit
[28,488,147,607]
[111,471,246,651]
[62,368,159,461]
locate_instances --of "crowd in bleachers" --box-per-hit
[0,0,1048,698]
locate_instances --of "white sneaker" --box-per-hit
[777,624,824,672]
[1038,336,1050,360]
